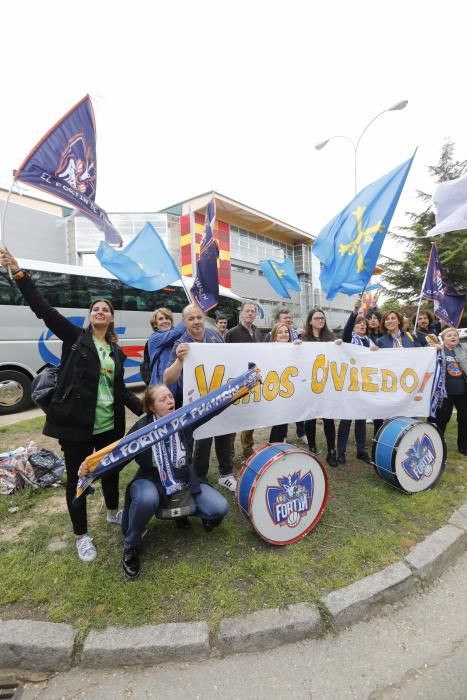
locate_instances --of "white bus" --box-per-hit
[0,258,242,415]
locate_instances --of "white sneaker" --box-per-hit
[106,509,123,525]
[76,535,97,562]
[218,474,237,492]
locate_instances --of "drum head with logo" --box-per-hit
[239,445,328,545]
[393,421,446,493]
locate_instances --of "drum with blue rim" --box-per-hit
[372,417,446,493]
[236,442,328,545]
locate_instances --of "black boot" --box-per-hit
[122,547,140,580]
[326,449,338,467]
[202,517,223,533]
[174,517,192,530]
[337,451,346,464]
[357,451,370,463]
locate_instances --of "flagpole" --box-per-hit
[180,275,194,304]
[0,180,16,279]
[413,243,434,332]
[189,206,197,280]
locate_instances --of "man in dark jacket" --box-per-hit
[163,304,236,492]
[225,301,262,460]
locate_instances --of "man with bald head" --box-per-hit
[164,304,237,492]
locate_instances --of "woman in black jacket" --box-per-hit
[0,247,142,563]
[301,308,337,467]
[334,299,377,464]
[366,307,382,344]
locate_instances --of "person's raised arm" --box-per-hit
[163,342,190,385]
[148,321,186,360]
[342,304,359,343]
[0,247,79,344]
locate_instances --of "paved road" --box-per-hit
[0,405,43,426]
[19,550,467,699]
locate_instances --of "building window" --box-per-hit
[230,226,291,264]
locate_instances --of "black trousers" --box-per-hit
[305,419,335,452]
[269,424,288,443]
[59,428,122,536]
[436,394,467,452]
[192,434,233,479]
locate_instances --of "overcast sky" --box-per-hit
[1,0,466,261]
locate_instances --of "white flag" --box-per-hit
[429,173,467,235]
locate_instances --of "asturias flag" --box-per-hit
[422,243,465,327]
[259,256,301,299]
[96,222,181,291]
[191,199,219,311]
[313,152,415,300]
[14,95,122,245]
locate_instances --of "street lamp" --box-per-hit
[314,100,408,194]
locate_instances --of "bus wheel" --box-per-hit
[0,370,32,415]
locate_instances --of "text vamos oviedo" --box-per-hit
[194,355,433,402]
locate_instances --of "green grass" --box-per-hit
[0,418,465,635]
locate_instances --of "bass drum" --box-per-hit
[372,417,446,494]
[236,443,328,545]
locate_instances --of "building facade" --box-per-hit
[0,188,355,330]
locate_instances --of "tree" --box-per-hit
[381,141,467,306]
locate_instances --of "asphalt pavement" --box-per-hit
[16,550,467,700]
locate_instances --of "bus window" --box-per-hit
[1,259,242,415]
[0,272,21,305]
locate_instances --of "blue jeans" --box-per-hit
[337,419,367,455]
[123,479,229,548]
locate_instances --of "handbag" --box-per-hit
[31,364,61,411]
[31,343,77,412]
[157,486,196,520]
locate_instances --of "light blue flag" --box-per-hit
[313,152,416,300]
[96,222,181,291]
[259,256,302,299]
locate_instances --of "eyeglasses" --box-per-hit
[312,317,325,321]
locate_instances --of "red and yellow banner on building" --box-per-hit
[180,212,231,289]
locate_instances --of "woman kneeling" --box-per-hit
[121,383,229,579]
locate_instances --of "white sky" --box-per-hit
[2,0,466,262]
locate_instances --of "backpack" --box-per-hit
[140,341,157,386]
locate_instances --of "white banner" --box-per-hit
[183,343,438,438]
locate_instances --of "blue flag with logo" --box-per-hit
[422,243,465,327]
[191,199,219,311]
[96,222,181,291]
[259,256,302,299]
[313,152,415,300]
[14,95,122,246]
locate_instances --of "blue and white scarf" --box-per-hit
[75,365,259,502]
[151,429,186,495]
[351,332,374,347]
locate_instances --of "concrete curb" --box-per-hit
[1,501,466,672]
[0,620,76,672]
[320,561,415,630]
[216,603,322,654]
[81,622,209,668]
